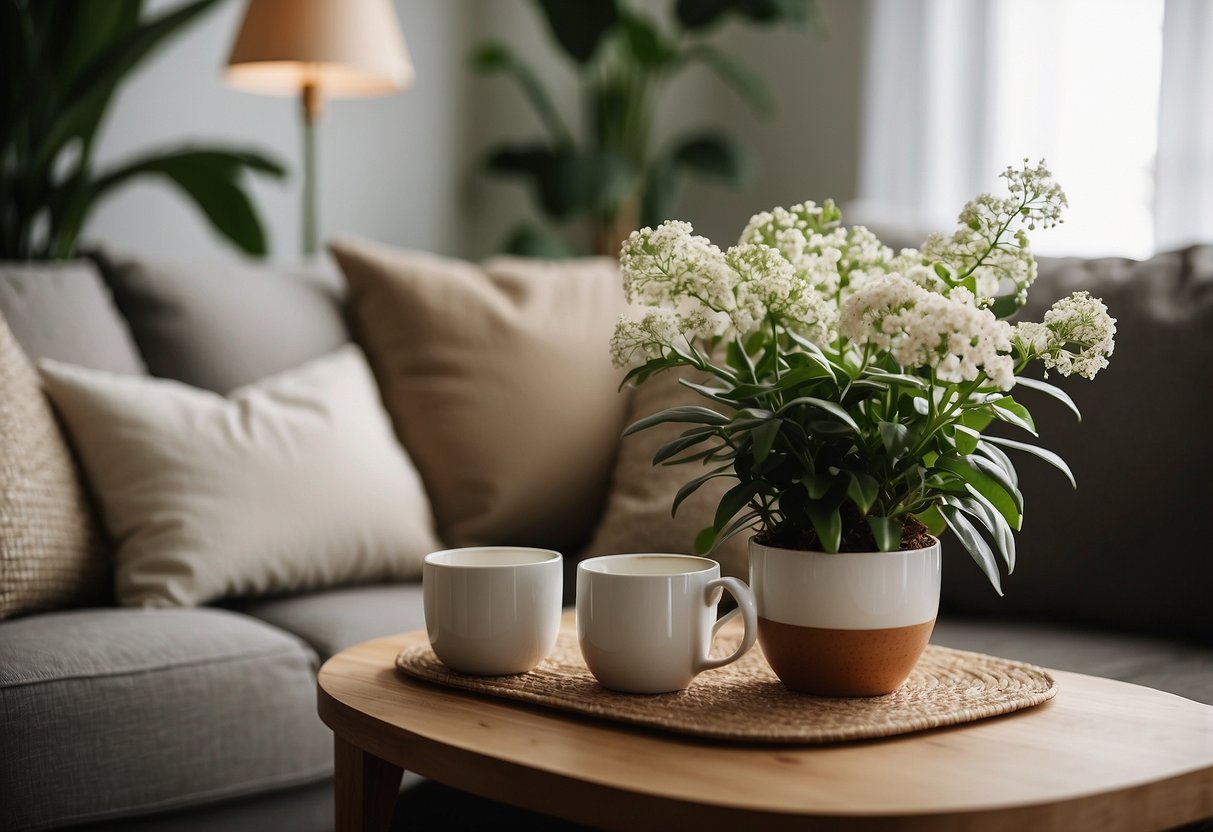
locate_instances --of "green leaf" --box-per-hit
[867,516,901,552]
[878,421,911,458]
[989,396,1037,435]
[469,42,572,144]
[1014,375,1082,421]
[693,525,718,555]
[625,405,731,436]
[777,397,860,433]
[801,472,832,500]
[670,133,755,185]
[751,419,782,463]
[671,466,735,517]
[34,0,226,172]
[652,431,716,465]
[487,145,639,220]
[676,0,815,31]
[936,455,1022,532]
[974,440,1019,489]
[982,435,1076,488]
[944,494,1016,574]
[846,471,879,515]
[533,0,620,63]
[618,10,676,67]
[682,44,774,116]
[914,505,947,536]
[954,425,980,456]
[863,369,928,390]
[501,225,580,258]
[90,147,286,256]
[940,504,1003,595]
[807,500,842,553]
[714,480,767,532]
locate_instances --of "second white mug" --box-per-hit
[576,553,758,694]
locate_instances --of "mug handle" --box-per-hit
[695,577,758,673]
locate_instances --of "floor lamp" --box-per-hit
[225,0,414,256]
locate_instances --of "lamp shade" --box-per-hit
[226,0,414,97]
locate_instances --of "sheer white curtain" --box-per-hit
[1155,0,1213,252]
[854,0,1210,260]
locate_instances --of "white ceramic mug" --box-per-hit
[576,554,758,694]
[423,546,562,675]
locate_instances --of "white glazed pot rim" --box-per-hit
[578,553,719,577]
[424,546,562,568]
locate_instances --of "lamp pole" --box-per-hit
[301,81,322,257]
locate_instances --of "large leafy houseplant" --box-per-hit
[1,0,285,260]
[610,160,1117,593]
[472,0,814,258]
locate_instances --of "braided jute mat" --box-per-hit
[395,628,1057,744]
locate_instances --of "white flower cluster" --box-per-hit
[840,274,1016,389]
[619,221,734,314]
[727,243,834,344]
[919,160,1063,308]
[608,308,718,368]
[1013,291,1116,379]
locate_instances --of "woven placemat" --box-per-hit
[395,628,1057,744]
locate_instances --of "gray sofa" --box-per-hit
[1,246,1210,832]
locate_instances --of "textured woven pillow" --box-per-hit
[329,238,631,552]
[39,344,441,607]
[581,372,750,580]
[0,316,107,618]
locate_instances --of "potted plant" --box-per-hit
[1,0,284,260]
[470,0,814,258]
[610,160,1116,696]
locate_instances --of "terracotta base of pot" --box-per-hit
[757,617,936,697]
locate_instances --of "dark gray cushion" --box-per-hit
[91,250,349,393]
[233,583,427,661]
[0,608,332,832]
[0,260,146,373]
[933,616,1213,705]
[940,245,1213,643]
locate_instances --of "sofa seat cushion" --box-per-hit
[233,583,427,662]
[0,608,331,832]
[933,616,1213,705]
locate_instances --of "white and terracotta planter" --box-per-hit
[749,536,941,696]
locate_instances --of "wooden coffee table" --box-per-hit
[317,613,1213,831]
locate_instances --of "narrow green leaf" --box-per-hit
[863,369,928,390]
[671,466,734,517]
[982,435,1076,488]
[943,494,1016,573]
[807,500,842,553]
[878,421,911,458]
[776,397,860,433]
[935,455,1022,531]
[867,516,901,551]
[714,480,766,532]
[846,471,879,515]
[940,504,1003,595]
[624,405,730,436]
[1014,375,1082,421]
[914,504,947,536]
[652,432,715,465]
[801,472,831,500]
[954,425,980,456]
[989,396,1038,435]
[693,525,717,555]
[751,419,781,463]
[974,440,1019,489]
[669,132,755,185]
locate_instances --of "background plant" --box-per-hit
[611,160,1117,594]
[1,0,285,260]
[471,0,815,258]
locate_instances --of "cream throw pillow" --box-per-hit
[1,316,107,618]
[582,372,750,580]
[38,344,441,607]
[330,238,631,551]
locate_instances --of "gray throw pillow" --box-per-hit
[940,245,1213,644]
[92,249,349,393]
[0,260,146,374]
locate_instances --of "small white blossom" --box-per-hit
[1040,291,1117,379]
[609,308,717,369]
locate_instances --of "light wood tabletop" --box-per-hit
[317,613,1213,831]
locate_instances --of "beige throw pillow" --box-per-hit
[330,238,631,552]
[38,344,441,607]
[582,372,750,580]
[1,317,107,618]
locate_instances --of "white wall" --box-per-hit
[82,0,870,262]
